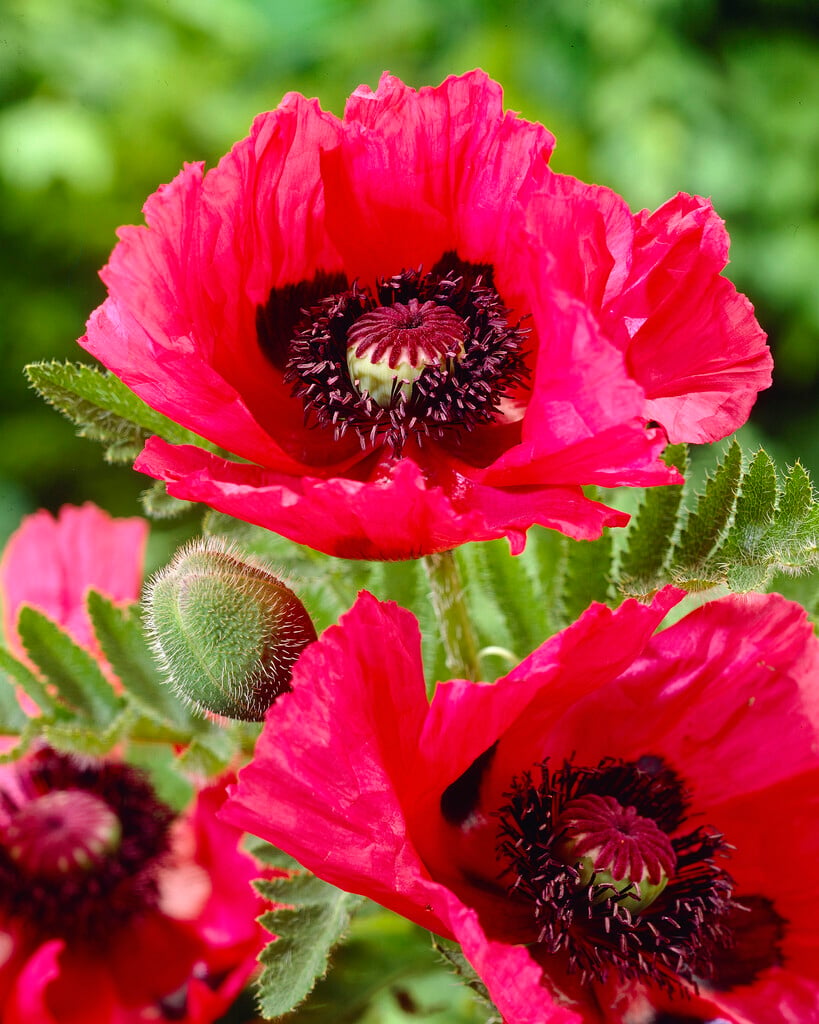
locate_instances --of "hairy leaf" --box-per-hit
[619,444,687,594]
[87,591,193,728]
[672,440,742,577]
[562,532,614,623]
[26,360,210,463]
[16,606,122,725]
[139,480,194,519]
[0,668,29,733]
[251,845,364,1019]
[0,646,61,716]
[285,910,489,1023]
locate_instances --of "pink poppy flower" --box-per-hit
[0,747,268,1024]
[79,71,770,559]
[0,503,148,664]
[224,589,819,1023]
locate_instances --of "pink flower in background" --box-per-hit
[79,70,770,559]
[224,590,819,1024]
[0,748,268,1023]
[0,503,147,663]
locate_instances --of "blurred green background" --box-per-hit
[2,0,818,544]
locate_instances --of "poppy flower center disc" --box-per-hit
[6,788,122,879]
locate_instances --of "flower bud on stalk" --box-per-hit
[144,539,316,721]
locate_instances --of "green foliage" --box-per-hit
[0,593,244,772]
[285,911,490,1023]
[671,441,743,572]
[536,441,819,606]
[561,530,615,626]
[25,361,211,465]
[17,605,122,725]
[139,480,194,520]
[245,840,487,1023]
[86,590,193,728]
[250,840,365,1019]
[619,444,688,593]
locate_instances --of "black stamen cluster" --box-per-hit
[282,252,529,456]
[495,757,735,993]
[0,748,175,944]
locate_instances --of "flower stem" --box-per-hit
[422,550,481,683]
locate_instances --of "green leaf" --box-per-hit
[776,461,813,528]
[41,705,135,756]
[467,538,541,662]
[619,444,687,595]
[0,668,30,733]
[517,526,569,637]
[25,360,211,463]
[86,591,193,728]
[561,532,614,622]
[17,606,122,725]
[284,909,490,1023]
[432,936,498,1017]
[771,463,819,567]
[0,721,40,763]
[139,480,194,519]
[727,448,778,553]
[0,645,61,715]
[672,439,742,577]
[245,836,301,872]
[695,448,819,591]
[253,852,364,1019]
[175,727,236,777]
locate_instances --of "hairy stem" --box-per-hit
[422,550,481,685]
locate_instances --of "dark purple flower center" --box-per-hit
[0,748,174,943]
[496,757,738,992]
[259,252,529,456]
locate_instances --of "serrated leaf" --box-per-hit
[772,464,819,567]
[432,936,496,1013]
[0,646,60,716]
[0,669,29,734]
[254,859,364,1019]
[285,910,489,1024]
[86,591,193,728]
[702,449,819,590]
[41,705,134,756]
[139,480,194,519]
[175,727,235,777]
[778,462,814,527]
[619,444,687,594]
[518,526,568,636]
[245,836,301,873]
[26,360,211,463]
[673,439,742,573]
[17,606,122,725]
[0,721,40,763]
[467,538,541,661]
[729,448,778,553]
[726,562,774,592]
[561,532,614,622]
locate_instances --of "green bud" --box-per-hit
[144,539,317,721]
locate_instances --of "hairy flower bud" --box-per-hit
[144,539,316,721]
